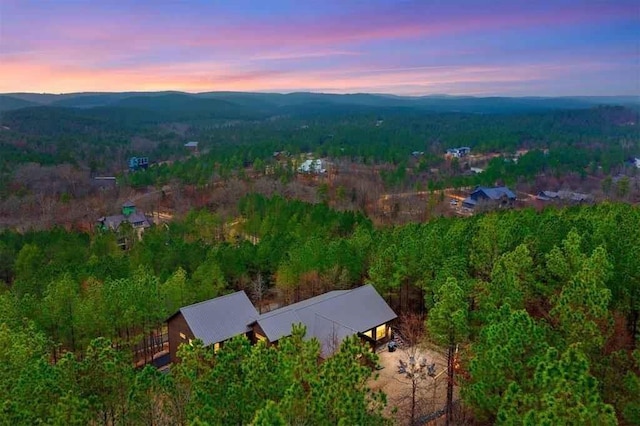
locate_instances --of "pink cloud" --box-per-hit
[1,1,635,94]
[0,54,617,95]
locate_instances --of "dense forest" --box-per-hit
[1,196,639,424]
[1,92,638,179]
[2,96,638,226]
[1,92,639,424]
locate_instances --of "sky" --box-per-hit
[1,0,639,96]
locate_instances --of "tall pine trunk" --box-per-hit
[446,343,454,426]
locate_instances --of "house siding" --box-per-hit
[168,312,194,364]
[360,322,392,351]
[251,322,269,345]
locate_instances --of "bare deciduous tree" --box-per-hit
[249,272,268,314]
[395,313,433,426]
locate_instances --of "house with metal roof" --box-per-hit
[446,147,471,158]
[252,285,397,357]
[536,190,593,203]
[97,202,151,232]
[167,291,259,363]
[167,285,397,363]
[462,186,516,209]
[184,141,199,153]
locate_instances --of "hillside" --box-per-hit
[0,95,39,112]
[2,91,639,114]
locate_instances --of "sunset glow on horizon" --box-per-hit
[1,0,638,96]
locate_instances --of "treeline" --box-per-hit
[0,324,386,425]
[120,106,638,190]
[2,105,637,192]
[1,197,639,423]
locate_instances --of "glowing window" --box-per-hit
[375,324,387,341]
[255,332,267,342]
[214,342,220,353]
[179,332,186,340]
[362,330,373,339]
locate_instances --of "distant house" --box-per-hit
[298,159,326,174]
[536,190,593,203]
[446,147,471,158]
[411,151,425,157]
[97,201,151,232]
[91,176,117,190]
[184,141,199,153]
[129,156,149,171]
[167,285,397,363]
[462,186,516,209]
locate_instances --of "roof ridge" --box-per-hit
[181,290,249,312]
[257,287,361,319]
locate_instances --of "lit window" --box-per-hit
[375,324,387,341]
[179,332,186,340]
[188,339,193,345]
[362,330,373,339]
[255,332,267,342]
[214,342,220,353]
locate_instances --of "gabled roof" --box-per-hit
[472,186,516,200]
[184,141,199,147]
[255,285,397,356]
[256,290,349,341]
[128,212,151,227]
[98,212,150,230]
[174,291,259,346]
[537,190,558,200]
[100,214,126,230]
[536,190,592,202]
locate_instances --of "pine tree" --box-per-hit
[427,277,469,426]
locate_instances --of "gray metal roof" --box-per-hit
[179,291,258,346]
[472,186,516,200]
[99,213,150,230]
[259,290,349,320]
[128,212,151,227]
[309,314,357,358]
[255,285,397,352]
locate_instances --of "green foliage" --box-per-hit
[190,252,227,301]
[427,277,469,346]
[251,400,286,425]
[1,198,639,423]
[497,346,617,425]
[483,244,534,312]
[172,326,388,425]
[13,243,45,298]
[550,245,613,354]
[622,350,640,424]
[464,307,550,422]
